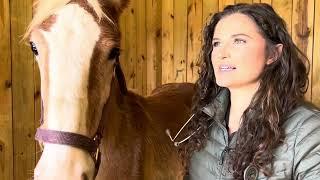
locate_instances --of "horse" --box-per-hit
[24,0,195,179]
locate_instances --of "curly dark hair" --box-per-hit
[179,3,309,179]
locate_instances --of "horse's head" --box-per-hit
[24,0,129,179]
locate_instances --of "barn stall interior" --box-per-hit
[1,0,320,179]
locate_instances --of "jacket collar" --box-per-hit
[201,88,230,125]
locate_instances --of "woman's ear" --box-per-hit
[266,44,283,65]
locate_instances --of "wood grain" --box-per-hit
[187,0,203,83]
[272,0,293,34]
[173,0,188,83]
[219,0,235,11]
[260,0,272,4]
[236,0,253,3]
[0,0,13,179]
[202,0,219,26]
[161,0,174,84]
[136,0,147,95]
[292,0,315,101]
[10,0,35,179]
[312,0,320,107]
[146,0,162,94]
[124,0,137,90]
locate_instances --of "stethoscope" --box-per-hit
[165,105,215,147]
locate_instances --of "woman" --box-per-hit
[178,3,320,180]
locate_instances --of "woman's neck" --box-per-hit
[228,84,259,134]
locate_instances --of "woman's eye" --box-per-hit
[212,41,221,48]
[29,41,39,56]
[234,38,246,44]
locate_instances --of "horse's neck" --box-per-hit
[101,78,145,139]
[98,79,147,178]
[102,78,126,130]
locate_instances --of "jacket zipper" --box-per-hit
[219,146,231,165]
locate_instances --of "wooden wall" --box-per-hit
[119,0,320,102]
[1,0,37,179]
[0,0,319,179]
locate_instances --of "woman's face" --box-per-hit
[211,13,273,90]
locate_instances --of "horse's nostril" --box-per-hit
[81,173,89,180]
[33,173,39,180]
[34,169,40,179]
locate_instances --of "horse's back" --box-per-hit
[141,83,195,179]
[146,82,195,129]
[148,83,195,118]
[150,83,194,97]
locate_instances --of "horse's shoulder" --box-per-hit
[122,83,195,116]
[149,83,195,97]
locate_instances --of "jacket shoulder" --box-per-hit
[285,103,320,130]
[289,104,320,179]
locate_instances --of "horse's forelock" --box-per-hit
[23,0,116,41]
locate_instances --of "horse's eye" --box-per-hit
[108,48,120,60]
[29,41,39,56]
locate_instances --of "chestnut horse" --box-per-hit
[25,0,194,179]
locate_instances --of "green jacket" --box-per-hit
[188,88,320,180]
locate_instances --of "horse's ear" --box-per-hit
[105,0,129,13]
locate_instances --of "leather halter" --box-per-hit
[35,53,127,177]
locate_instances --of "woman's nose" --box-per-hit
[216,43,231,60]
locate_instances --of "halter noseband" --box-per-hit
[35,52,126,177]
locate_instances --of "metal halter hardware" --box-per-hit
[35,52,125,177]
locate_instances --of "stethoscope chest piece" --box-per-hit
[244,164,259,180]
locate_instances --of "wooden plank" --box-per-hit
[236,0,253,3]
[143,0,162,167]
[10,0,36,179]
[187,0,203,83]
[253,0,261,3]
[174,0,188,83]
[219,0,235,11]
[312,0,320,107]
[292,0,315,101]
[203,0,219,25]
[119,1,127,86]
[31,0,42,164]
[260,0,271,4]
[162,0,174,84]
[136,0,147,95]
[272,0,293,34]
[0,0,13,179]
[146,0,162,94]
[124,0,137,90]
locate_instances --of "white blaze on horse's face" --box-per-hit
[29,1,121,179]
[40,4,101,131]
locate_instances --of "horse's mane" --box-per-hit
[23,0,111,40]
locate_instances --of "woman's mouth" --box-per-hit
[219,65,236,71]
